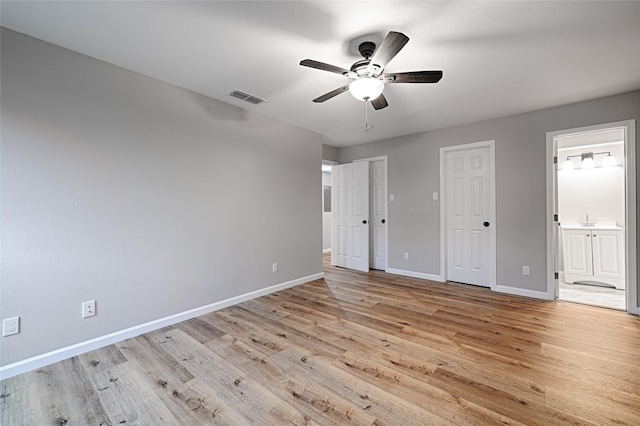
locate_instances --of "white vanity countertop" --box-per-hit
[560,222,623,231]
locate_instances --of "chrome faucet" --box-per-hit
[581,214,596,227]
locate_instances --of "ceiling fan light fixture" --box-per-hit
[349,77,384,101]
[300,31,441,111]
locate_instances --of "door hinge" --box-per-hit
[553,156,558,164]
[554,272,559,280]
[553,214,558,221]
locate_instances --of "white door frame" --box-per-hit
[354,156,389,272]
[546,120,638,314]
[440,141,497,289]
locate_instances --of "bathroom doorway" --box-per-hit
[547,120,637,313]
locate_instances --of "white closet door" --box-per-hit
[446,147,491,287]
[370,160,387,270]
[332,162,369,272]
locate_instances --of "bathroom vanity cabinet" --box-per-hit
[561,225,625,289]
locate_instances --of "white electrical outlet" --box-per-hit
[404,252,409,260]
[523,266,530,276]
[82,300,96,318]
[3,317,20,336]
[272,262,278,272]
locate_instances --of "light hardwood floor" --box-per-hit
[2,256,640,425]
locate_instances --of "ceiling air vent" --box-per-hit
[228,90,266,105]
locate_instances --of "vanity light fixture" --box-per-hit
[581,152,595,169]
[561,151,617,170]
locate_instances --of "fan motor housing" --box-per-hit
[350,59,372,76]
[358,41,376,59]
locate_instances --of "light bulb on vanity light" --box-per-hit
[581,156,595,169]
[561,158,574,170]
[602,154,617,167]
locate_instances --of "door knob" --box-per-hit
[483,222,490,227]
[362,220,368,224]
[381,219,386,223]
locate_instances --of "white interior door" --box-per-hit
[445,146,492,287]
[370,160,387,270]
[332,162,369,272]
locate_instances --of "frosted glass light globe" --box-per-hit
[581,157,595,169]
[349,78,384,101]
[602,154,617,167]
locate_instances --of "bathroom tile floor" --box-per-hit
[559,280,626,310]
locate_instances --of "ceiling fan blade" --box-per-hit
[371,93,388,110]
[313,85,350,103]
[384,70,443,83]
[300,59,352,77]
[368,31,409,77]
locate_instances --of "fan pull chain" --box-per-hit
[364,98,373,132]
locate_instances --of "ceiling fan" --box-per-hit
[300,31,443,110]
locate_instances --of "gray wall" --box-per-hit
[1,29,323,365]
[339,91,640,298]
[322,144,339,163]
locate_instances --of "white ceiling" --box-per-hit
[2,1,640,148]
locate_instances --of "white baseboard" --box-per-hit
[323,248,331,254]
[0,272,324,381]
[386,268,549,301]
[386,268,444,282]
[387,266,552,301]
[493,284,549,300]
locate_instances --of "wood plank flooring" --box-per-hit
[2,256,640,425]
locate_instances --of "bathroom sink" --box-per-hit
[561,222,623,230]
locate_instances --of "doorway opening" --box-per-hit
[322,160,337,255]
[546,120,637,314]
